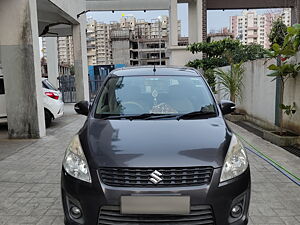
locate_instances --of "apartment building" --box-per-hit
[57,36,74,66]
[41,37,73,76]
[42,19,112,67]
[86,18,112,66]
[230,9,291,48]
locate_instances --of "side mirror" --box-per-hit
[220,100,236,115]
[74,101,89,116]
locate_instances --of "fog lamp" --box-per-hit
[230,204,243,218]
[70,206,82,219]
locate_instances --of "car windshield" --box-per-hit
[95,75,216,118]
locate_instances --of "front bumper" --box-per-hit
[61,167,250,225]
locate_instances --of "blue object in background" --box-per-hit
[115,64,126,69]
[88,66,96,92]
[88,65,123,93]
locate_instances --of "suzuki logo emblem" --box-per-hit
[149,170,163,184]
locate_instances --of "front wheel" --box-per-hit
[45,109,53,128]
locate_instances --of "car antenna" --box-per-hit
[153,64,156,73]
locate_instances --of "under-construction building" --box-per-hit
[110,16,185,66]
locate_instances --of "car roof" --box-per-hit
[111,66,201,77]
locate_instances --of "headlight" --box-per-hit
[62,135,91,183]
[220,134,248,183]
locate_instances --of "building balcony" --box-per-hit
[87,37,96,41]
[87,45,96,49]
[130,48,166,53]
[247,34,258,38]
[87,51,96,56]
[247,26,258,30]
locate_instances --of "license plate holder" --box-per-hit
[121,196,190,215]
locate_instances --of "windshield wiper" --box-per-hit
[102,113,168,120]
[102,111,216,120]
[144,114,178,120]
[176,110,216,120]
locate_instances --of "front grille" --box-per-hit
[98,205,215,225]
[98,167,213,187]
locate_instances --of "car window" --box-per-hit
[43,79,57,91]
[95,75,216,116]
[0,78,4,95]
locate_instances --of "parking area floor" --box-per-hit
[0,105,299,225]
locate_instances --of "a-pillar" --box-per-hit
[45,37,59,88]
[73,15,89,102]
[188,0,204,44]
[0,0,46,138]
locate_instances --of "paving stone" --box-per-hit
[36,216,56,225]
[0,105,299,225]
[280,216,300,225]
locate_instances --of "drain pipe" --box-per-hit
[235,133,300,187]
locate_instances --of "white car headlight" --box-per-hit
[220,134,249,183]
[63,135,91,183]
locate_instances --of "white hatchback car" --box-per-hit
[0,76,64,127]
[42,78,64,127]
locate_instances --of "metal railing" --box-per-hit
[58,75,103,103]
[58,75,76,103]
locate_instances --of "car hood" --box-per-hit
[80,117,232,169]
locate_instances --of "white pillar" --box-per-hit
[0,0,46,138]
[73,15,89,102]
[169,0,178,46]
[45,37,59,88]
[188,0,203,44]
[188,1,197,44]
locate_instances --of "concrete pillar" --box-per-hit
[291,7,297,25]
[202,0,207,42]
[45,37,59,88]
[188,1,197,44]
[73,15,89,102]
[169,0,178,46]
[0,0,46,138]
[296,0,300,24]
[188,0,203,44]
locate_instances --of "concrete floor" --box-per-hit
[230,122,300,225]
[0,105,299,225]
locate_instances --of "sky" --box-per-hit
[87,4,280,37]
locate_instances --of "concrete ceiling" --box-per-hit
[37,0,76,37]
[86,0,170,11]
[86,0,296,11]
[206,0,296,9]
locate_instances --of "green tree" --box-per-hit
[268,18,287,48]
[186,39,266,88]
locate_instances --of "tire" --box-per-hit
[45,109,53,128]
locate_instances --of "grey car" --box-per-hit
[61,66,250,225]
